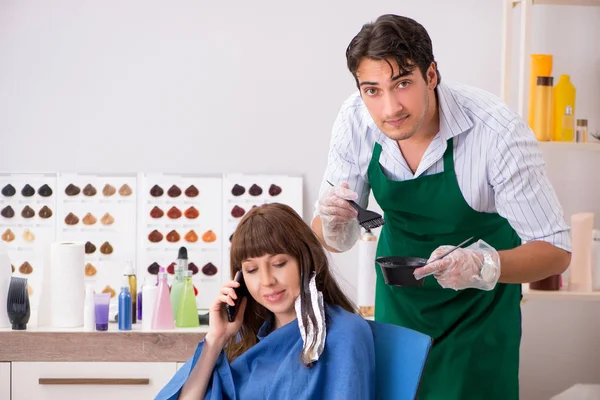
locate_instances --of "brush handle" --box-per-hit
[325,180,362,212]
[427,237,475,265]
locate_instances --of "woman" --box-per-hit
[155,203,376,400]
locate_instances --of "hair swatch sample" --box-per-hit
[39,206,53,219]
[184,206,199,219]
[11,264,15,273]
[85,263,97,277]
[99,241,114,255]
[83,184,97,196]
[19,262,33,274]
[185,185,199,197]
[150,185,163,197]
[231,205,245,218]
[184,230,198,243]
[1,206,15,219]
[85,241,96,254]
[37,184,53,197]
[64,212,79,225]
[21,206,35,219]
[102,285,116,298]
[102,184,116,197]
[21,184,35,197]
[100,213,115,226]
[167,185,182,198]
[188,262,199,275]
[167,207,182,219]
[231,184,245,196]
[229,233,234,242]
[65,184,81,196]
[22,229,35,242]
[149,206,164,218]
[148,230,163,243]
[1,184,16,197]
[249,184,263,196]
[166,230,180,243]
[166,262,176,275]
[2,229,15,242]
[202,230,217,243]
[268,184,282,196]
[118,184,133,196]
[82,212,97,225]
[147,262,160,275]
[201,262,218,276]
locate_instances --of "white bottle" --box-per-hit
[142,277,158,331]
[592,229,600,291]
[83,283,95,331]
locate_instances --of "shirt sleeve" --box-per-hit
[312,104,371,220]
[489,119,571,252]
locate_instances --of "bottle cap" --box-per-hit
[537,76,553,86]
[178,246,188,260]
[124,261,135,276]
[577,119,588,127]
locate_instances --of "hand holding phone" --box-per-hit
[225,270,248,323]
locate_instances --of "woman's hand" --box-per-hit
[205,280,248,348]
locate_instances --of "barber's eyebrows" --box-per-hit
[358,70,413,87]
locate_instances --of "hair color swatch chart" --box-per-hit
[221,174,303,284]
[56,173,138,303]
[138,174,223,310]
[0,173,57,310]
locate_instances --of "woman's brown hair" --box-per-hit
[225,203,357,365]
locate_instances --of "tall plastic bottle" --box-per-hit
[176,271,199,328]
[152,272,175,330]
[528,54,552,129]
[552,74,576,141]
[118,277,132,331]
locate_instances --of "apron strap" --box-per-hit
[443,138,454,172]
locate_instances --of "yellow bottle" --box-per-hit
[528,54,553,129]
[552,75,576,141]
[561,106,574,142]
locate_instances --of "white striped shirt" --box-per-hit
[315,80,571,252]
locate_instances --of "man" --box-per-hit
[312,14,571,400]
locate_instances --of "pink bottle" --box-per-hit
[151,272,175,330]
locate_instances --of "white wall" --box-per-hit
[1,1,599,399]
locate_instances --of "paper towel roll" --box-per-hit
[49,242,85,327]
[357,230,377,317]
[568,212,594,293]
[142,284,158,331]
[0,243,12,328]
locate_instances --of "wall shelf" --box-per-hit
[501,0,600,117]
[522,284,600,301]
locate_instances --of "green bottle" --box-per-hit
[176,271,199,327]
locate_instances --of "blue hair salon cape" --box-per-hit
[155,305,375,399]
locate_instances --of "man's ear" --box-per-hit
[427,62,437,89]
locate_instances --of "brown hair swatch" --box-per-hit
[64,212,79,225]
[119,184,133,196]
[100,242,113,255]
[102,184,116,197]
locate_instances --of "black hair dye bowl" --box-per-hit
[375,256,427,287]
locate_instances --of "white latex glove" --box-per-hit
[317,181,360,252]
[413,239,501,291]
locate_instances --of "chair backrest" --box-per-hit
[367,320,433,400]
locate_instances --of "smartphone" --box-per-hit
[225,270,248,323]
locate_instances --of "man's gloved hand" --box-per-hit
[317,181,360,252]
[413,240,501,291]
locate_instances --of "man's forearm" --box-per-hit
[311,216,343,253]
[498,241,571,284]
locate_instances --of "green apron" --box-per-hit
[368,139,522,400]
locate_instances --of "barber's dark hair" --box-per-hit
[346,14,441,88]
